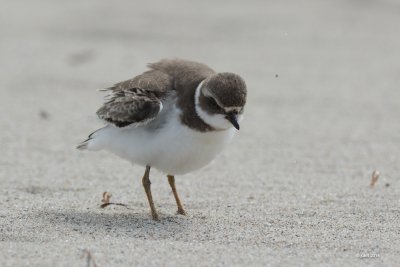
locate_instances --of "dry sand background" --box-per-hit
[1,0,400,266]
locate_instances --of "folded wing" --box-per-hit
[97,70,173,128]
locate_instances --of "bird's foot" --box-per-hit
[177,208,186,216]
[151,211,159,221]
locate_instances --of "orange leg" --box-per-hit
[142,166,159,220]
[167,175,186,215]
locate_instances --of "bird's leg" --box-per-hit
[142,166,159,220]
[167,175,186,215]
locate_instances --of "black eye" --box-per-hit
[207,97,219,109]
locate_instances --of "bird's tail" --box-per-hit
[76,139,90,150]
[76,127,105,151]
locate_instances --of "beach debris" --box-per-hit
[100,191,130,209]
[370,170,380,187]
[101,192,112,204]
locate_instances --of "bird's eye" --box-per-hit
[207,97,219,109]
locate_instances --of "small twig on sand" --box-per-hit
[82,249,98,267]
[370,170,380,187]
[100,191,130,209]
[101,192,112,204]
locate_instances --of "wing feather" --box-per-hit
[97,70,172,128]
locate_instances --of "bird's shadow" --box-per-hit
[38,207,194,240]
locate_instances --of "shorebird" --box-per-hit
[77,59,247,220]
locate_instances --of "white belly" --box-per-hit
[89,110,236,175]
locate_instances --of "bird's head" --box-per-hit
[195,72,247,130]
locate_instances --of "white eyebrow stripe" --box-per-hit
[202,85,243,112]
[202,86,224,108]
[224,106,242,112]
[202,87,213,98]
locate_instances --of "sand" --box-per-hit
[1,0,400,266]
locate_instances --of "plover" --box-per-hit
[77,59,247,220]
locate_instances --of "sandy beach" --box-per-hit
[1,0,400,266]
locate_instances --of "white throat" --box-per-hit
[194,81,233,130]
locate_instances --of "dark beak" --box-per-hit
[226,113,240,130]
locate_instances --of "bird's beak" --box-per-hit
[226,113,240,130]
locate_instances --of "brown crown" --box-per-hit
[202,72,247,108]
